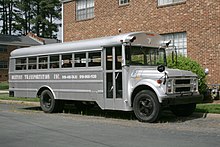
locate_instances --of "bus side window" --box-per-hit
[88,52,101,67]
[62,54,72,68]
[15,58,27,70]
[38,56,48,69]
[115,47,122,69]
[50,55,59,68]
[28,57,37,70]
[74,53,86,67]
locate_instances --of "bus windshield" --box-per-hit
[125,46,166,66]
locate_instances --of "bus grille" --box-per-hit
[175,87,191,92]
[175,79,190,84]
[174,79,191,93]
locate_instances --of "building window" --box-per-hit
[162,32,187,56]
[119,0,130,5]
[0,45,7,52]
[0,61,8,69]
[76,0,94,21]
[158,0,185,6]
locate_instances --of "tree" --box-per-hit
[0,0,15,35]
[14,0,33,35]
[0,0,61,38]
[31,0,61,38]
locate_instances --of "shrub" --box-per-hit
[166,55,207,95]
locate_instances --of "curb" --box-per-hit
[192,112,220,119]
[0,91,9,94]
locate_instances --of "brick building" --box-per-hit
[61,0,220,84]
[0,33,59,82]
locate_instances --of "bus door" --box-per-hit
[104,47,123,109]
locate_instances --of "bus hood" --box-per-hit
[130,66,197,79]
[165,68,197,78]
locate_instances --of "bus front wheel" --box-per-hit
[133,90,161,123]
[40,90,63,113]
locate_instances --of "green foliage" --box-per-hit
[167,55,207,94]
[0,0,61,38]
[0,82,9,90]
[196,104,220,114]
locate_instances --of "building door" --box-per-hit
[104,46,123,109]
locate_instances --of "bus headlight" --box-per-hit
[191,79,197,91]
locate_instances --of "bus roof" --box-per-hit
[10,32,162,58]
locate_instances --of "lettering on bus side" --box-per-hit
[11,74,98,80]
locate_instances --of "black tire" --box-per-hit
[40,90,63,113]
[133,90,161,123]
[170,103,196,117]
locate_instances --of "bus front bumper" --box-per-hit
[161,94,203,106]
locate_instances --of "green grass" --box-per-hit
[0,94,39,102]
[195,104,220,114]
[0,81,9,90]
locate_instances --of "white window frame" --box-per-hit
[119,0,130,6]
[76,0,94,21]
[162,32,187,56]
[158,0,185,6]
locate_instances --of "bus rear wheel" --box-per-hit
[40,90,63,113]
[133,90,161,123]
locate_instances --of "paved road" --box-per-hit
[0,102,219,147]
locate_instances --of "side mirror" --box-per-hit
[157,65,165,73]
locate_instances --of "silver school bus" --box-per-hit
[9,32,203,122]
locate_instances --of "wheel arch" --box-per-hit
[37,86,56,99]
[131,85,157,107]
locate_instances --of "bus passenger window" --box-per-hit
[62,54,72,68]
[38,56,48,69]
[74,53,86,67]
[88,52,101,67]
[28,57,37,70]
[50,55,59,68]
[115,47,122,69]
[106,48,112,70]
[16,58,27,70]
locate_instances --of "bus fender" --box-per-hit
[131,79,165,105]
[37,85,57,99]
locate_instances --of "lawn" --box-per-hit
[195,104,220,114]
[0,94,39,102]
